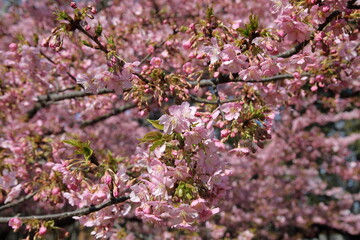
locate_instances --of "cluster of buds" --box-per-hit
[41,29,63,51]
[41,3,99,51]
[70,2,97,14]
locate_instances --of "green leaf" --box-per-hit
[175,182,197,201]
[63,139,93,161]
[54,10,72,21]
[95,22,102,37]
[63,139,83,148]
[138,131,163,143]
[147,119,164,130]
[81,40,93,48]
[205,6,214,20]
[150,140,165,152]
[236,14,259,38]
[83,146,93,161]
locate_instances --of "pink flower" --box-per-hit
[203,38,221,64]
[220,45,249,73]
[150,57,163,67]
[76,74,97,93]
[229,147,251,157]
[169,204,198,227]
[184,125,211,148]
[9,217,22,231]
[238,66,262,81]
[5,184,22,203]
[260,59,280,76]
[183,62,194,74]
[275,14,313,42]
[220,102,243,121]
[191,198,220,221]
[0,169,18,191]
[159,102,197,134]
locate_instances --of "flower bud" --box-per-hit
[70,2,77,9]
[91,7,97,14]
[9,43,18,52]
[9,218,22,231]
[39,225,47,236]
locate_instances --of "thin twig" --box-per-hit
[75,24,109,54]
[190,95,242,105]
[40,51,77,83]
[0,196,129,223]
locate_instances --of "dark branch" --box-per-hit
[0,196,129,223]
[75,24,109,54]
[80,103,137,128]
[190,95,242,104]
[190,73,311,87]
[26,89,114,121]
[0,191,38,212]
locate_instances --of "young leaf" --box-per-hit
[138,131,163,143]
[147,119,164,130]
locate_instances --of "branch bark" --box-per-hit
[26,89,114,121]
[80,103,137,128]
[0,191,38,212]
[191,73,311,87]
[0,196,129,223]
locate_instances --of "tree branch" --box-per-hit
[75,24,109,54]
[0,196,129,223]
[0,191,38,212]
[190,73,311,87]
[190,95,242,104]
[80,103,137,128]
[40,51,77,83]
[26,89,114,121]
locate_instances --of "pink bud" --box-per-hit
[70,2,77,8]
[150,57,163,67]
[91,7,97,14]
[293,72,301,79]
[183,62,194,74]
[265,43,273,51]
[322,5,330,12]
[85,25,91,31]
[277,30,285,38]
[221,129,231,138]
[9,217,22,231]
[41,37,50,47]
[39,225,47,236]
[51,187,60,195]
[182,40,192,50]
[189,51,197,59]
[311,85,318,92]
[146,45,154,54]
[9,43,17,51]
